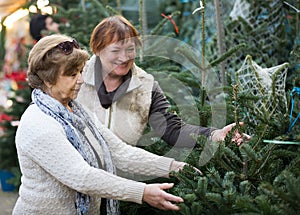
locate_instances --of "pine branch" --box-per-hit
[209,43,246,68]
[253,144,275,177]
[105,5,119,16]
[239,144,258,162]
[90,0,109,17]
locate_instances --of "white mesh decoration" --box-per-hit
[229,0,250,21]
[235,55,289,124]
[224,0,285,77]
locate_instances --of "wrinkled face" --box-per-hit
[49,68,83,106]
[45,17,60,33]
[99,39,136,78]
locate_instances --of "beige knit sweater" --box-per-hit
[13,104,174,214]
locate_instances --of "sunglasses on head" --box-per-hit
[56,39,80,55]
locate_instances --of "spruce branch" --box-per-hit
[90,0,109,17]
[105,5,119,16]
[239,144,258,162]
[209,43,246,68]
[196,177,208,195]
[253,145,275,177]
[253,124,269,150]
[206,167,222,187]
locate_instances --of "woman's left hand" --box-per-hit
[210,122,251,146]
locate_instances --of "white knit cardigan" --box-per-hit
[13,104,174,215]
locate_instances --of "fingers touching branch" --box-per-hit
[211,122,251,145]
[143,183,184,211]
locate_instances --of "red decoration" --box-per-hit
[4,70,27,89]
[161,13,179,35]
[0,113,12,122]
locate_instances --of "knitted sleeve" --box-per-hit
[94,118,174,178]
[16,105,146,204]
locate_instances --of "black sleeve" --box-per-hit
[148,82,217,148]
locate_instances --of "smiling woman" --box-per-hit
[99,39,136,92]
[76,15,249,149]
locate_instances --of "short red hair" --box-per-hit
[90,15,142,54]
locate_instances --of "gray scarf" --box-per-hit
[32,88,120,215]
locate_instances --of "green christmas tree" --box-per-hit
[1,0,299,213]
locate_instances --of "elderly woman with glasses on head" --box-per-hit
[13,34,187,215]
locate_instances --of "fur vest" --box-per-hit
[77,55,154,145]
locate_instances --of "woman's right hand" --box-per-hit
[142,183,183,211]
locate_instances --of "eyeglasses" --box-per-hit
[56,39,80,55]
